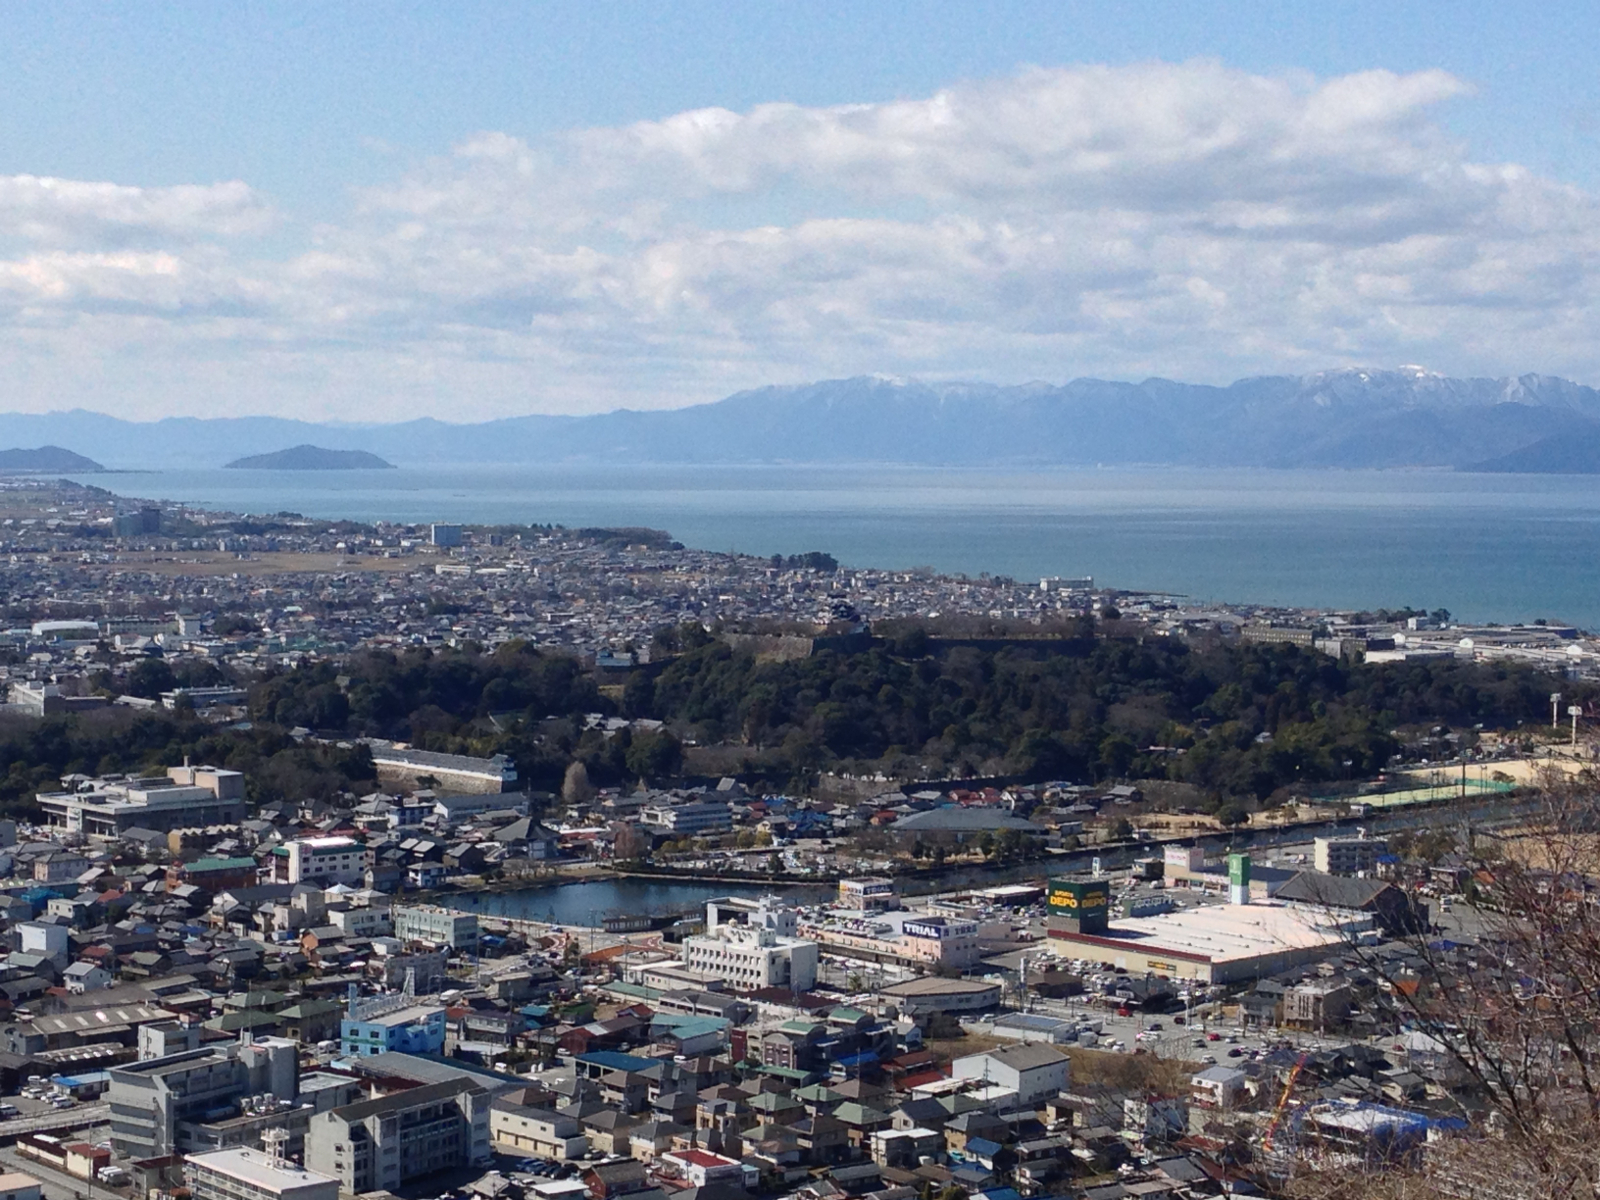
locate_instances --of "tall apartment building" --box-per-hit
[682,898,818,991]
[108,1039,299,1159]
[639,800,732,837]
[392,905,479,952]
[185,1148,338,1200]
[37,764,247,835]
[1313,835,1387,877]
[305,1079,492,1194]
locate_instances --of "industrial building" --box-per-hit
[37,764,247,835]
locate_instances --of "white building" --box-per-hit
[639,800,732,837]
[329,907,392,939]
[951,1043,1071,1107]
[392,905,479,952]
[682,898,818,992]
[62,962,112,993]
[284,838,370,886]
[185,1148,339,1200]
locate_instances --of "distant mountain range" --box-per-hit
[4,368,1600,471]
[225,445,395,470]
[0,445,104,473]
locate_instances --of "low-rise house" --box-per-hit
[62,962,112,993]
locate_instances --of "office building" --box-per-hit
[305,1078,492,1194]
[37,764,247,835]
[392,905,479,952]
[185,1148,338,1200]
[430,524,462,548]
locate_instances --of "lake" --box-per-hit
[443,877,832,926]
[73,463,1600,629]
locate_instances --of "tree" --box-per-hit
[1283,778,1600,1198]
[1109,817,1134,841]
[562,940,581,969]
[624,729,683,783]
[612,821,647,862]
[977,832,996,859]
[126,657,177,700]
[561,761,595,807]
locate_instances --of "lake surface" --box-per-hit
[74,464,1600,629]
[444,877,832,926]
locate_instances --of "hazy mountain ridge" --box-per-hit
[0,445,104,472]
[3,368,1599,470]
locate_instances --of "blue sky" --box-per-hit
[1,2,1598,420]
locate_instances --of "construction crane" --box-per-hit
[1262,1051,1311,1153]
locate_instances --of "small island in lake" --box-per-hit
[224,444,396,470]
[0,445,105,473]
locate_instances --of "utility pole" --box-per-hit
[1552,692,1563,732]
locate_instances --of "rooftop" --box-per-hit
[1056,900,1358,964]
[185,1147,338,1191]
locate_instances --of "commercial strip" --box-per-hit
[1043,858,1365,984]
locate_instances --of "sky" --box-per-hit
[2,1,1600,422]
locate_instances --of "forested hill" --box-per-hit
[1,630,1582,819]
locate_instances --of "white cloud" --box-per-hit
[0,176,274,245]
[1,61,1599,420]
